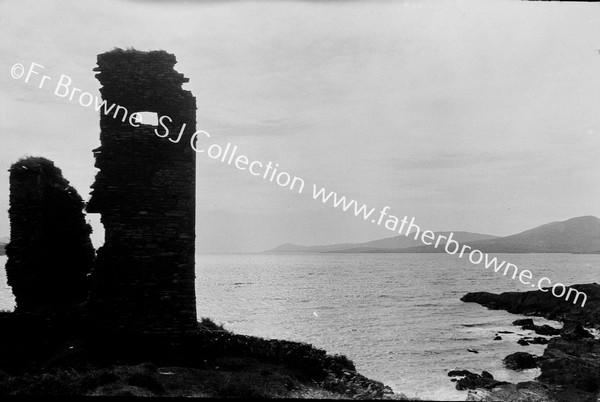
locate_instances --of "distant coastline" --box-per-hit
[266,216,600,255]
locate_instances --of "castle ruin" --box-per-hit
[86,49,198,334]
[5,157,95,313]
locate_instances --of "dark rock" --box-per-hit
[561,321,594,341]
[467,348,479,353]
[529,337,549,345]
[498,331,514,334]
[481,371,493,379]
[538,325,560,336]
[461,284,600,327]
[448,370,474,377]
[522,324,560,336]
[493,336,502,340]
[455,372,508,391]
[538,336,600,395]
[517,339,530,346]
[462,284,600,400]
[513,319,534,326]
[512,317,560,336]
[504,352,538,370]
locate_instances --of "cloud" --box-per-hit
[1,0,600,251]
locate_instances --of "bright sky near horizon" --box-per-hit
[1,0,600,253]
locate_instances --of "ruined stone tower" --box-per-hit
[87,49,197,334]
[6,157,95,313]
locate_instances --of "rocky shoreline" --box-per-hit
[456,283,600,401]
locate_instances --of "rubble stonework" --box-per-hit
[87,49,197,334]
[5,157,95,312]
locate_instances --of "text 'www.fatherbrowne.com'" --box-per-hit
[311,188,587,307]
[10,61,588,308]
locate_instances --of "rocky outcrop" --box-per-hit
[512,318,560,336]
[560,320,594,341]
[505,318,555,346]
[447,370,508,391]
[4,157,95,313]
[461,284,600,327]
[535,335,600,401]
[462,285,600,401]
[448,370,475,377]
[503,352,538,370]
[521,337,549,345]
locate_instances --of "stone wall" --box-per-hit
[5,157,95,312]
[87,49,197,335]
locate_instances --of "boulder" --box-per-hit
[513,319,534,326]
[529,337,549,345]
[561,321,594,341]
[448,370,475,377]
[523,324,560,336]
[456,372,508,391]
[504,352,537,370]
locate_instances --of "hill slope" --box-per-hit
[266,216,600,254]
[461,215,600,254]
[266,231,498,253]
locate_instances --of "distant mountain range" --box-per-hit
[266,216,600,254]
[268,231,498,253]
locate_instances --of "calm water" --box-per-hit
[1,253,598,400]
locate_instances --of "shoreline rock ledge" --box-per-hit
[461,283,600,402]
[461,283,600,327]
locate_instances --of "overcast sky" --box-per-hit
[1,0,600,253]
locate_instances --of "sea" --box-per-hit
[1,253,598,400]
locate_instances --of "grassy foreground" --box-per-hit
[0,312,404,399]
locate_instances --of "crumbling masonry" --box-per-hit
[5,157,95,313]
[87,49,197,334]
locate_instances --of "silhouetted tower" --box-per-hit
[87,49,197,334]
[5,157,95,313]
